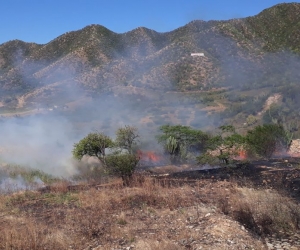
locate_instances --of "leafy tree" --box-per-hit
[115,125,139,154]
[197,125,245,165]
[160,135,181,164]
[110,125,140,185]
[72,132,113,164]
[157,125,210,163]
[106,154,139,186]
[73,128,140,186]
[246,124,292,158]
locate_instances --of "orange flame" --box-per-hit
[137,150,161,162]
[234,150,247,160]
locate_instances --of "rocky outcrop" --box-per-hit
[288,139,300,156]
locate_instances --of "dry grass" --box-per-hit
[0,218,71,250]
[224,187,300,235]
[1,174,295,249]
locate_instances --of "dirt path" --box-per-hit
[201,101,226,112]
[16,81,66,108]
[0,108,47,117]
[257,93,281,116]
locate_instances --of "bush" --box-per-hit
[246,124,291,158]
[105,154,140,186]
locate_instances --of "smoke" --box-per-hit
[1,21,300,178]
[0,174,45,194]
[0,27,242,177]
[0,175,28,193]
[0,51,166,178]
[0,115,79,176]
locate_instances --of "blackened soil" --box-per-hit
[166,158,300,200]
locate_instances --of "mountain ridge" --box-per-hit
[0,3,300,129]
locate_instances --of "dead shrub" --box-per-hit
[49,180,70,193]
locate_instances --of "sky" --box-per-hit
[0,0,299,45]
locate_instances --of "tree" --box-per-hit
[72,127,140,186]
[115,125,139,155]
[197,125,246,165]
[72,132,113,164]
[246,124,292,158]
[165,136,180,163]
[157,125,210,163]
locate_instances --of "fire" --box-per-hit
[234,150,247,160]
[137,150,161,163]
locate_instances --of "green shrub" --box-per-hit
[246,124,292,158]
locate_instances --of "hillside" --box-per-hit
[0,3,300,131]
[1,4,300,249]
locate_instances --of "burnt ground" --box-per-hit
[154,157,300,201]
[39,157,300,200]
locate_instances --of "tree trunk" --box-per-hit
[121,175,132,187]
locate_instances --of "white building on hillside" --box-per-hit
[191,53,205,57]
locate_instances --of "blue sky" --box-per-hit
[1,0,299,45]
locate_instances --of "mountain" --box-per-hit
[0,3,300,131]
